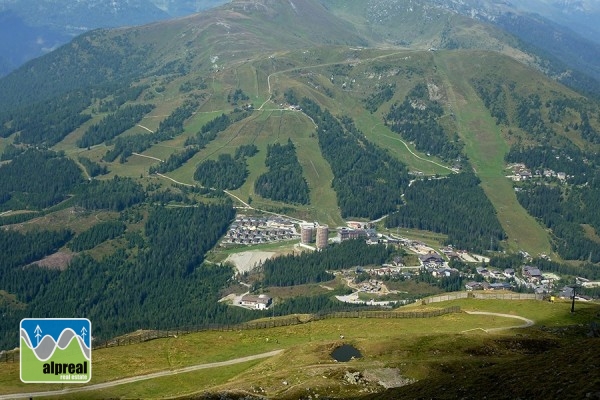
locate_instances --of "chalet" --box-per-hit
[419,252,444,265]
[523,265,542,281]
[240,294,272,310]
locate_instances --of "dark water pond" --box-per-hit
[331,344,362,362]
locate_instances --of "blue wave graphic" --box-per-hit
[20,328,90,361]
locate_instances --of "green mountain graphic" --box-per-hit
[21,337,91,383]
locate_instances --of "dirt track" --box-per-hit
[462,311,534,333]
[0,350,283,400]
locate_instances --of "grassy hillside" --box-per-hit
[0,298,598,399]
[433,52,555,256]
[2,37,599,251]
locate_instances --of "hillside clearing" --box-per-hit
[435,52,554,257]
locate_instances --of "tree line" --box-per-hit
[78,104,155,148]
[472,77,510,125]
[97,84,149,113]
[185,109,253,147]
[150,146,200,174]
[104,100,199,162]
[363,83,396,113]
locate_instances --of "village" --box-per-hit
[506,163,569,183]
[220,215,596,311]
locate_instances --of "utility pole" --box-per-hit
[570,284,581,313]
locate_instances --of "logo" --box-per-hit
[20,318,91,383]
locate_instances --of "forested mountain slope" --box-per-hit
[1,0,600,354]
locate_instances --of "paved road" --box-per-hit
[0,350,283,400]
[463,311,534,333]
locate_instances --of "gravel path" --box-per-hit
[0,350,283,399]
[463,311,534,333]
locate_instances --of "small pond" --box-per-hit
[331,344,362,362]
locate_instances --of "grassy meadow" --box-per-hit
[0,298,597,399]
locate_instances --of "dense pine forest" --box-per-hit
[78,156,109,178]
[300,95,410,219]
[0,203,256,350]
[194,152,251,190]
[517,184,600,262]
[386,173,506,252]
[261,240,396,286]
[75,177,146,211]
[505,144,600,261]
[0,149,84,209]
[68,220,126,252]
[254,139,310,205]
[386,83,462,162]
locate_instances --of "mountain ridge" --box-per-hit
[0,0,230,76]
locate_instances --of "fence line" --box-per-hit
[2,293,545,362]
[424,291,544,304]
[92,307,461,350]
[0,307,461,362]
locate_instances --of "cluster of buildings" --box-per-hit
[507,163,568,183]
[465,263,590,298]
[222,215,298,246]
[223,214,598,304]
[356,278,385,294]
